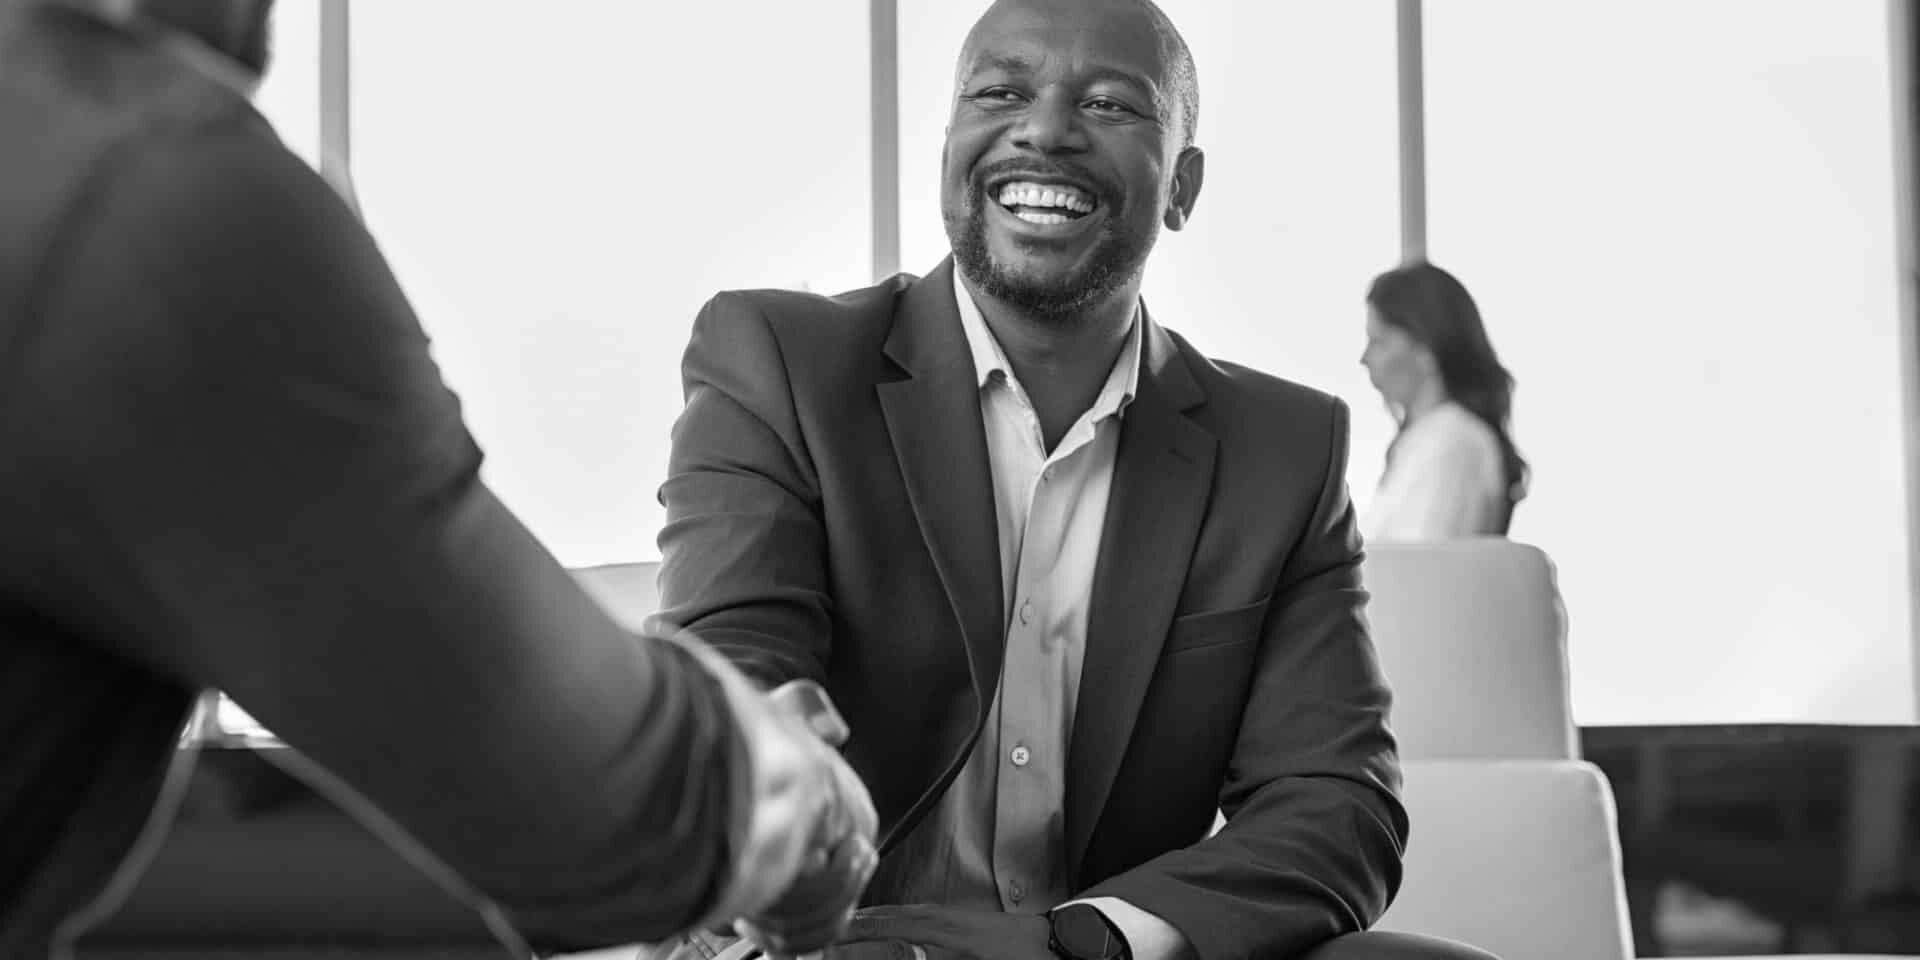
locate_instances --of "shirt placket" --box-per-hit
[991,402,1090,914]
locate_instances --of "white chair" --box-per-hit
[1362,538,1576,761]
[1361,540,1636,960]
[1374,761,1637,960]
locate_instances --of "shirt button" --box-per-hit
[1010,744,1031,767]
[1018,600,1033,625]
[1009,881,1026,903]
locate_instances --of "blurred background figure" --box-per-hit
[1359,261,1528,542]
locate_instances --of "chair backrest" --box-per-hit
[1362,538,1577,761]
[1376,760,1636,960]
[570,560,662,631]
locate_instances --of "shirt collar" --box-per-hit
[951,268,1143,420]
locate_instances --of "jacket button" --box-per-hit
[1010,744,1031,767]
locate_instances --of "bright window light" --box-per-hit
[1427,0,1912,725]
[348,3,873,566]
[254,0,320,166]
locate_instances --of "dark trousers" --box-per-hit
[1300,930,1500,960]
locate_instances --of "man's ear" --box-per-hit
[1164,146,1205,232]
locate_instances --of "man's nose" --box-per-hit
[1011,95,1088,154]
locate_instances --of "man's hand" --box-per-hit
[735,682,880,957]
[670,633,878,954]
[836,905,1053,960]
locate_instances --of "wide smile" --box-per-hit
[987,178,1103,239]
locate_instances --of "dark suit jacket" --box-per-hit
[0,4,738,953]
[658,259,1409,960]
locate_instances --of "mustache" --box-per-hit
[971,159,1116,204]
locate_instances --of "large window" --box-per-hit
[348,3,873,566]
[1427,1,1912,724]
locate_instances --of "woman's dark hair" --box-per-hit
[1366,261,1529,518]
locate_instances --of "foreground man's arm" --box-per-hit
[10,118,870,952]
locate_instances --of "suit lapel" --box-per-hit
[1066,313,1216,883]
[876,259,1006,732]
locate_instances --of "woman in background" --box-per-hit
[1360,261,1528,541]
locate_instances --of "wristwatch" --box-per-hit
[1047,903,1132,960]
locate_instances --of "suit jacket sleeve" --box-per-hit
[1080,398,1408,960]
[655,293,833,688]
[12,119,741,949]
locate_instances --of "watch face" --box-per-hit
[1052,904,1126,960]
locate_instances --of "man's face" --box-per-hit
[942,0,1201,322]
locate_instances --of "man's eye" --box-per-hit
[970,88,1025,103]
[1086,98,1136,116]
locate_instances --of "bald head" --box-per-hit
[940,0,1208,324]
[957,0,1199,148]
[1131,0,1200,148]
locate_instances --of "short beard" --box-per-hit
[945,184,1154,326]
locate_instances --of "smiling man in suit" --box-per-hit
[657,1,1496,959]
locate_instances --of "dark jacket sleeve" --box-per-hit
[8,118,739,948]
[1079,398,1408,960]
[654,293,833,688]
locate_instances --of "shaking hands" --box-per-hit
[676,637,878,957]
[733,681,879,957]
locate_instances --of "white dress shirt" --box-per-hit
[902,271,1187,959]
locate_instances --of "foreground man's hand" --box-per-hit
[734,681,880,958]
[668,633,877,956]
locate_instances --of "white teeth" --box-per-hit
[1015,210,1071,225]
[995,180,1095,214]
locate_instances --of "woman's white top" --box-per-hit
[1363,401,1509,542]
